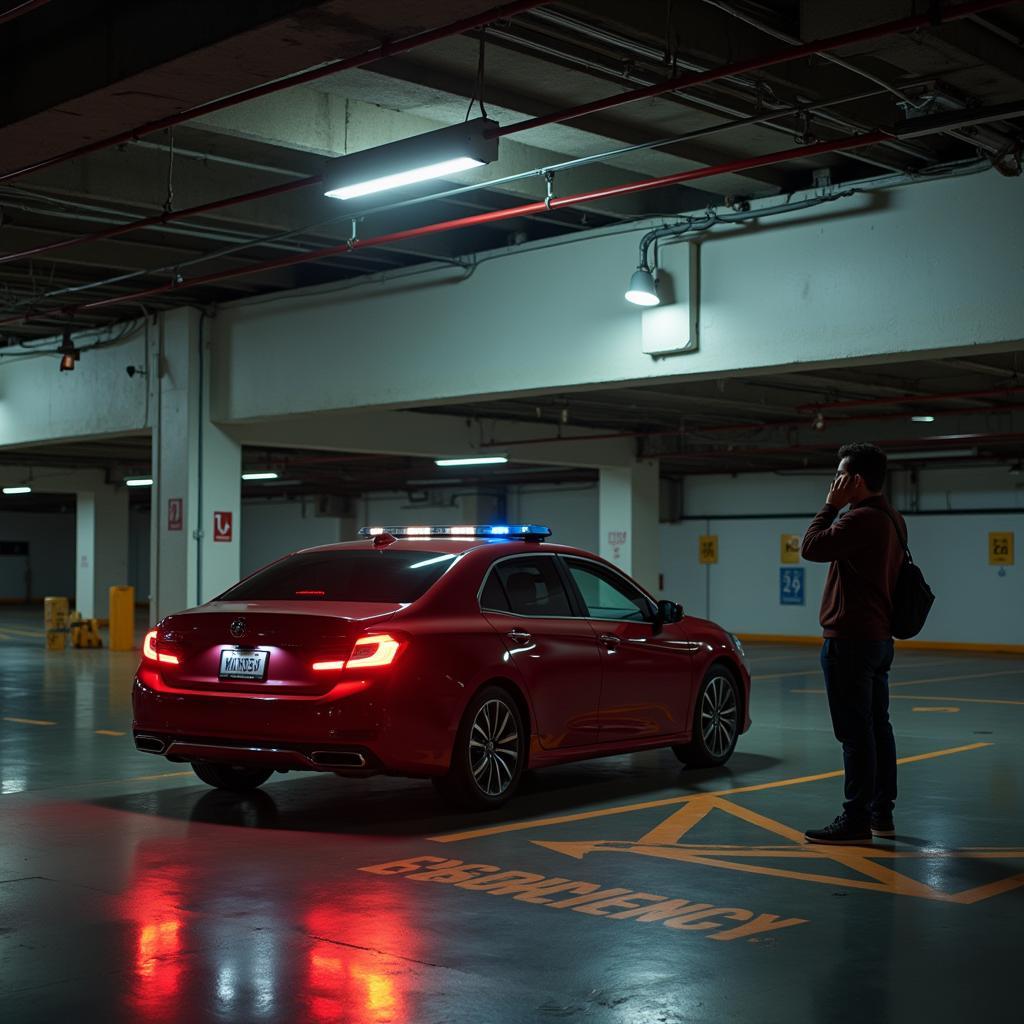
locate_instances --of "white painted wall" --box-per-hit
[212,170,1024,422]
[0,511,76,601]
[240,500,350,577]
[660,469,1024,645]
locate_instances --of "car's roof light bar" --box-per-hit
[359,524,551,540]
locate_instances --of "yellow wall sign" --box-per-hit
[780,534,801,564]
[989,532,1014,565]
[698,535,718,565]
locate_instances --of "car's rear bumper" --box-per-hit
[131,667,462,777]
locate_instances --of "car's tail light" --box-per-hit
[310,633,403,673]
[348,634,402,667]
[142,629,180,665]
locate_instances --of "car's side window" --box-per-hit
[479,569,510,612]
[492,557,574,617]
[565,559,653,622]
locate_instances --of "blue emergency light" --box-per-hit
[358,524,551,540]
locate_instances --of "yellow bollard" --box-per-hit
[108,585,135,652]
[44,596,69,651]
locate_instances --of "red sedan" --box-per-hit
[133,525,751,807]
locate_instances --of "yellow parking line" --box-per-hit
[95,729,126,736]
[756,659,951,681]
[431,742,991,844]
[889,669,1022,689]
[894,694,1024,707]
[913,707,960,713]
[3,715,56,726]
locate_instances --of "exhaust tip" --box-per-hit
[310,750,366,768]
[134,734,166,754]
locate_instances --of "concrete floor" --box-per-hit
[1,605,1022,1024]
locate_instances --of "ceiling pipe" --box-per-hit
[0,131,891,327]
[0,86,894,271]
[0,0,550,185]
[2,0,1013,270]
[478,402,1024,449]
[485,0,1019,139]
[0,0,50,26]
[657,431,1024,461]
[799,385,1024,412]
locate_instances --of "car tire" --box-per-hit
[672,665,741,768]
[192,761,274,792]
[433,685,526,810]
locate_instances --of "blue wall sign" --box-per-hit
[780,567,805,605]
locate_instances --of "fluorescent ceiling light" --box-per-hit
[125,477,153,487]
[324,117,498,201]
[910,415,936,423]
[888,448,977,460]
[242,472,279,481]
[435,456,509,467]
[625,268,660,307]
[2,486,31,495]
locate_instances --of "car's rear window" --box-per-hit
[219,549,458,603]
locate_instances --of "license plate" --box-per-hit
[219,648,268,680]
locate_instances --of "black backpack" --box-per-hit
[878,507,935,640]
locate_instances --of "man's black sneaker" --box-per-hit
[804,814,873,845]
[871,814,895,837]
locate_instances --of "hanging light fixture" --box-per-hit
[323,118,499,201]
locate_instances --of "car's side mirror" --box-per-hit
[652,599,684,634]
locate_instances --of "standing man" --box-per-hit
[801,442,906,845]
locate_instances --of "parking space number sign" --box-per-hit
[780,567,804,605]
[989,532,1014,565]
[698,535,718,565]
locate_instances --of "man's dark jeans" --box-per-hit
[821,638,897,825]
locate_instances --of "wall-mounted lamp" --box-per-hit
[323,118,499,201]
[2,486,31,495]
[242,472,279,481]
[58,327,79,373]
[125,477,153,487]
[625,267,660,307]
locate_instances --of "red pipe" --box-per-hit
[1,0,1014,268]
[659,431,1024,460]
[800,385,1024,412]
[487,0,1020,139]
[0,0,549,185]
[480,403,1024,449]
[0,176,323,265]
[0,132,889,327]
[0,0,50,26]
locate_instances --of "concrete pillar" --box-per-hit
[599,460,660,595]
[74,485,129,618]
[150,308,241,621]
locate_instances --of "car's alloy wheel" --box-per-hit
[434,685,526,809]
[192,761,274,792]
[673,667,740,768]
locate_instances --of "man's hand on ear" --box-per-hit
[826,472,859,510]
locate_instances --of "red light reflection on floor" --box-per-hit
[123,853,188,1021]
[305,902,414,1024]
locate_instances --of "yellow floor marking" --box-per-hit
[793,689,1024,707]
[889,669,1023,689]
[755,659,950,681]
[912,707,960,713]
[431,742,991,844]
[894,694,1024,707]
[95,729,126,736]
[2,627,47,638]
[533,794,1024,904]
[124,770,193,782]
[3,715,56,726]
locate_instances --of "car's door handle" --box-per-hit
[598,633,621,647]
[507,629,533,642]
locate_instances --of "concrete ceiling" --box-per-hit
[1,0,1022,339]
